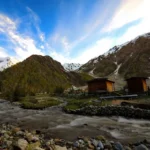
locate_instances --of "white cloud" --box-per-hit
[114,0,150,45]
[26,7,45,42]
[0,14,44,60]
[50,51,70,64]
[74,38,114,63]
[50,38,115,64]
[0,47,8,57]
[61,36,70,54]
[104,0,149,32]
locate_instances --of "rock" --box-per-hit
[1,130,7,134]
[16,131,25,136]
[6,140,12,147]
[12,127,21,133]
[25,133,33,142]
[110,141,115,145]
[97,141,104,149]
[83,137,89,143]
[33,147,45,150]
[31,136,39,142]
[134,144,149,150]
[55,145,67,150]
[26,142,41,150]
[124,146,132,150]
[73,141,79,147]
[14,139,28,150]
[88,141,94,149]
[78,139,84,145]
[114,142,124,150]
[104,141,112,149]
[96,135,106,142]
[36,130,41,134]
[4,133,10,139]
[25,133,39,142]
[92,139,98,147]
[54,139,65,146]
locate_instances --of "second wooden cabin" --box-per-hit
[126,77,148,93]
[87,78,115,93]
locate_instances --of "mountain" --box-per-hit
[0,57,18,71]
[63,63,82,71]
[0,55,92,98]
[79,33,150,90]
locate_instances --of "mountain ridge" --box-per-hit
[79,32,150,90]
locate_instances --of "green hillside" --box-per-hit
[0,55,92,100]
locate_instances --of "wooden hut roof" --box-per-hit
[126,77,148,81]
[87,78,115,83]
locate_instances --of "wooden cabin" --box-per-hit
[87,78,115,93]
[126,77,148,93]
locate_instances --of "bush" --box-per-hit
[54,86,64,94]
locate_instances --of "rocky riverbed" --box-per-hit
[0,124,150,150]
[64,105,150,119]
[0,99,150,148]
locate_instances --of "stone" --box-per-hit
[78,139,84,145]
[16,131,25,136]
[104,141,112,149]
[33,147,45,150]
[124,146,132,150]
[110,141,114,145]
[73,141,79,147]
[96,135,106,142]
[88,141,94,149]
[25,133,33,142]
[55,145,67,150]
[6,140,12,147]
[26,142,41,150]
[12,127,21,133]
[25,133,39,142]
[14,139,28,150]
[47,139,55,145]
[114,142,124,150]
[1,130,7,134]
[92,139,98,147]
[4,133,10,139]
[31,135,39,142]
[97,141,104,149]
[134,144,148,150]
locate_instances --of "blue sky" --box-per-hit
[0,0,150,64]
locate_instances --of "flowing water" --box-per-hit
[0,99,150,143]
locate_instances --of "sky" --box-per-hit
[0,0,150,64]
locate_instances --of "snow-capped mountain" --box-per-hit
[79,32,150,90]
[63,63,82,71]
[0,57,18,71]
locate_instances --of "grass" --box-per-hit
[64,95,150,111]
[19,94,62,109]
[64,97,109,110]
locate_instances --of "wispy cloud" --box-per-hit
[48,0,118,62]
[0,47,8,57]
[103,0,149,32]
[50,37,115,64]
[26,7,45,42]
[0,13,44,60]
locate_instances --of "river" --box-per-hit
[0,99,150,143]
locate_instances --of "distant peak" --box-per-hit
[63,63,82,71]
